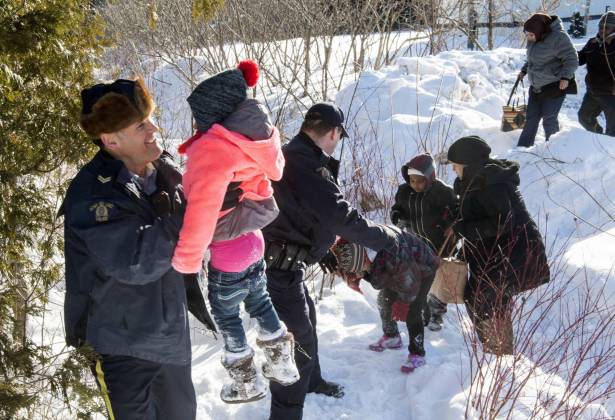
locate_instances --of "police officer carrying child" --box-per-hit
[61,78,238,419]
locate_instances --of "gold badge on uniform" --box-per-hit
[89,201,114,222]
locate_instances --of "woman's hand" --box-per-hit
[559,79,569,90]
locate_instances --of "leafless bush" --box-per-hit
[99,0,447,141]
[332,74,614,417]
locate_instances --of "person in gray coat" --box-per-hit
[517,14,578,147]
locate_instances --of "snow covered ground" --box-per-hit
[185,34,614,419]
[38,23,614,420]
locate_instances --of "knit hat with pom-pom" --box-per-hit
[187,60,260,133]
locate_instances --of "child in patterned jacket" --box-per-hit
[332,226,440,373]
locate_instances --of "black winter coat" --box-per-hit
[578,35,615,96]
[453,159,550,306]
[263,132,394,264]
[390,176,457,253]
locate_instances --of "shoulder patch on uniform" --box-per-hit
[89,201,114,222]
[97,175,112,184]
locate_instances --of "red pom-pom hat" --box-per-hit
[237,60,259,87]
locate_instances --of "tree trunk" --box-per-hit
[583,0,592,30]
[488,0,494,50]
[12,283,27,348]
[303,29,311,98]
[322,36,333,99]
[6,177,27,348]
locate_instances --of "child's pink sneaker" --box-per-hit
[368,335,403,352]
[401,354,425,374]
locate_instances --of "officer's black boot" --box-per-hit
[309,380,345,399]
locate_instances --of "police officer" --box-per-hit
[578,11,615,136]
[263,103,398,420]
[61,78,238,419]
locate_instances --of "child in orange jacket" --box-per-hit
[171,61,298,403]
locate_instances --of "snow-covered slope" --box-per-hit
[40,25,613,418]
[189,41,614,419]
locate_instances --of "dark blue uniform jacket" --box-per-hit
[61,150,191,365]
[263,132,393,263]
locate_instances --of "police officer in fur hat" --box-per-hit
[60,77,240,419]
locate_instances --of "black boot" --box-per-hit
[427,314,443,331]
[309,380,345,398]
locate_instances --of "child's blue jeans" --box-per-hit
[207,259,281,353]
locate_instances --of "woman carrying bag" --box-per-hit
[446,136,550,355]
[517,13,578,148]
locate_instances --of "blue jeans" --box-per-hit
[517,93,566,147]
[208,259,281,353]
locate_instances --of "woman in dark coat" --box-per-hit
[447,136,550,355]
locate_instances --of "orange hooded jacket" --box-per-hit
[171,123,284,273]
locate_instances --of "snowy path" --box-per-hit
[192,282,473,420]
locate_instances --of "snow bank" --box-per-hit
[48,30,614,419]
[188,43,614,419]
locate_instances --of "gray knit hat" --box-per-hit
[332,239,368,274]
[187,60,259,133]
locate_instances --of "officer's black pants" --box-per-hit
[266,268,323,420]
[578,91,615,136]
[91,354,196,420]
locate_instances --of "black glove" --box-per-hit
[221,181,243,211]
[318,250,339,274]
[390,210,400,225]
[184,274,217,332]
[452,220,465,238]
[151,191,171,217]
